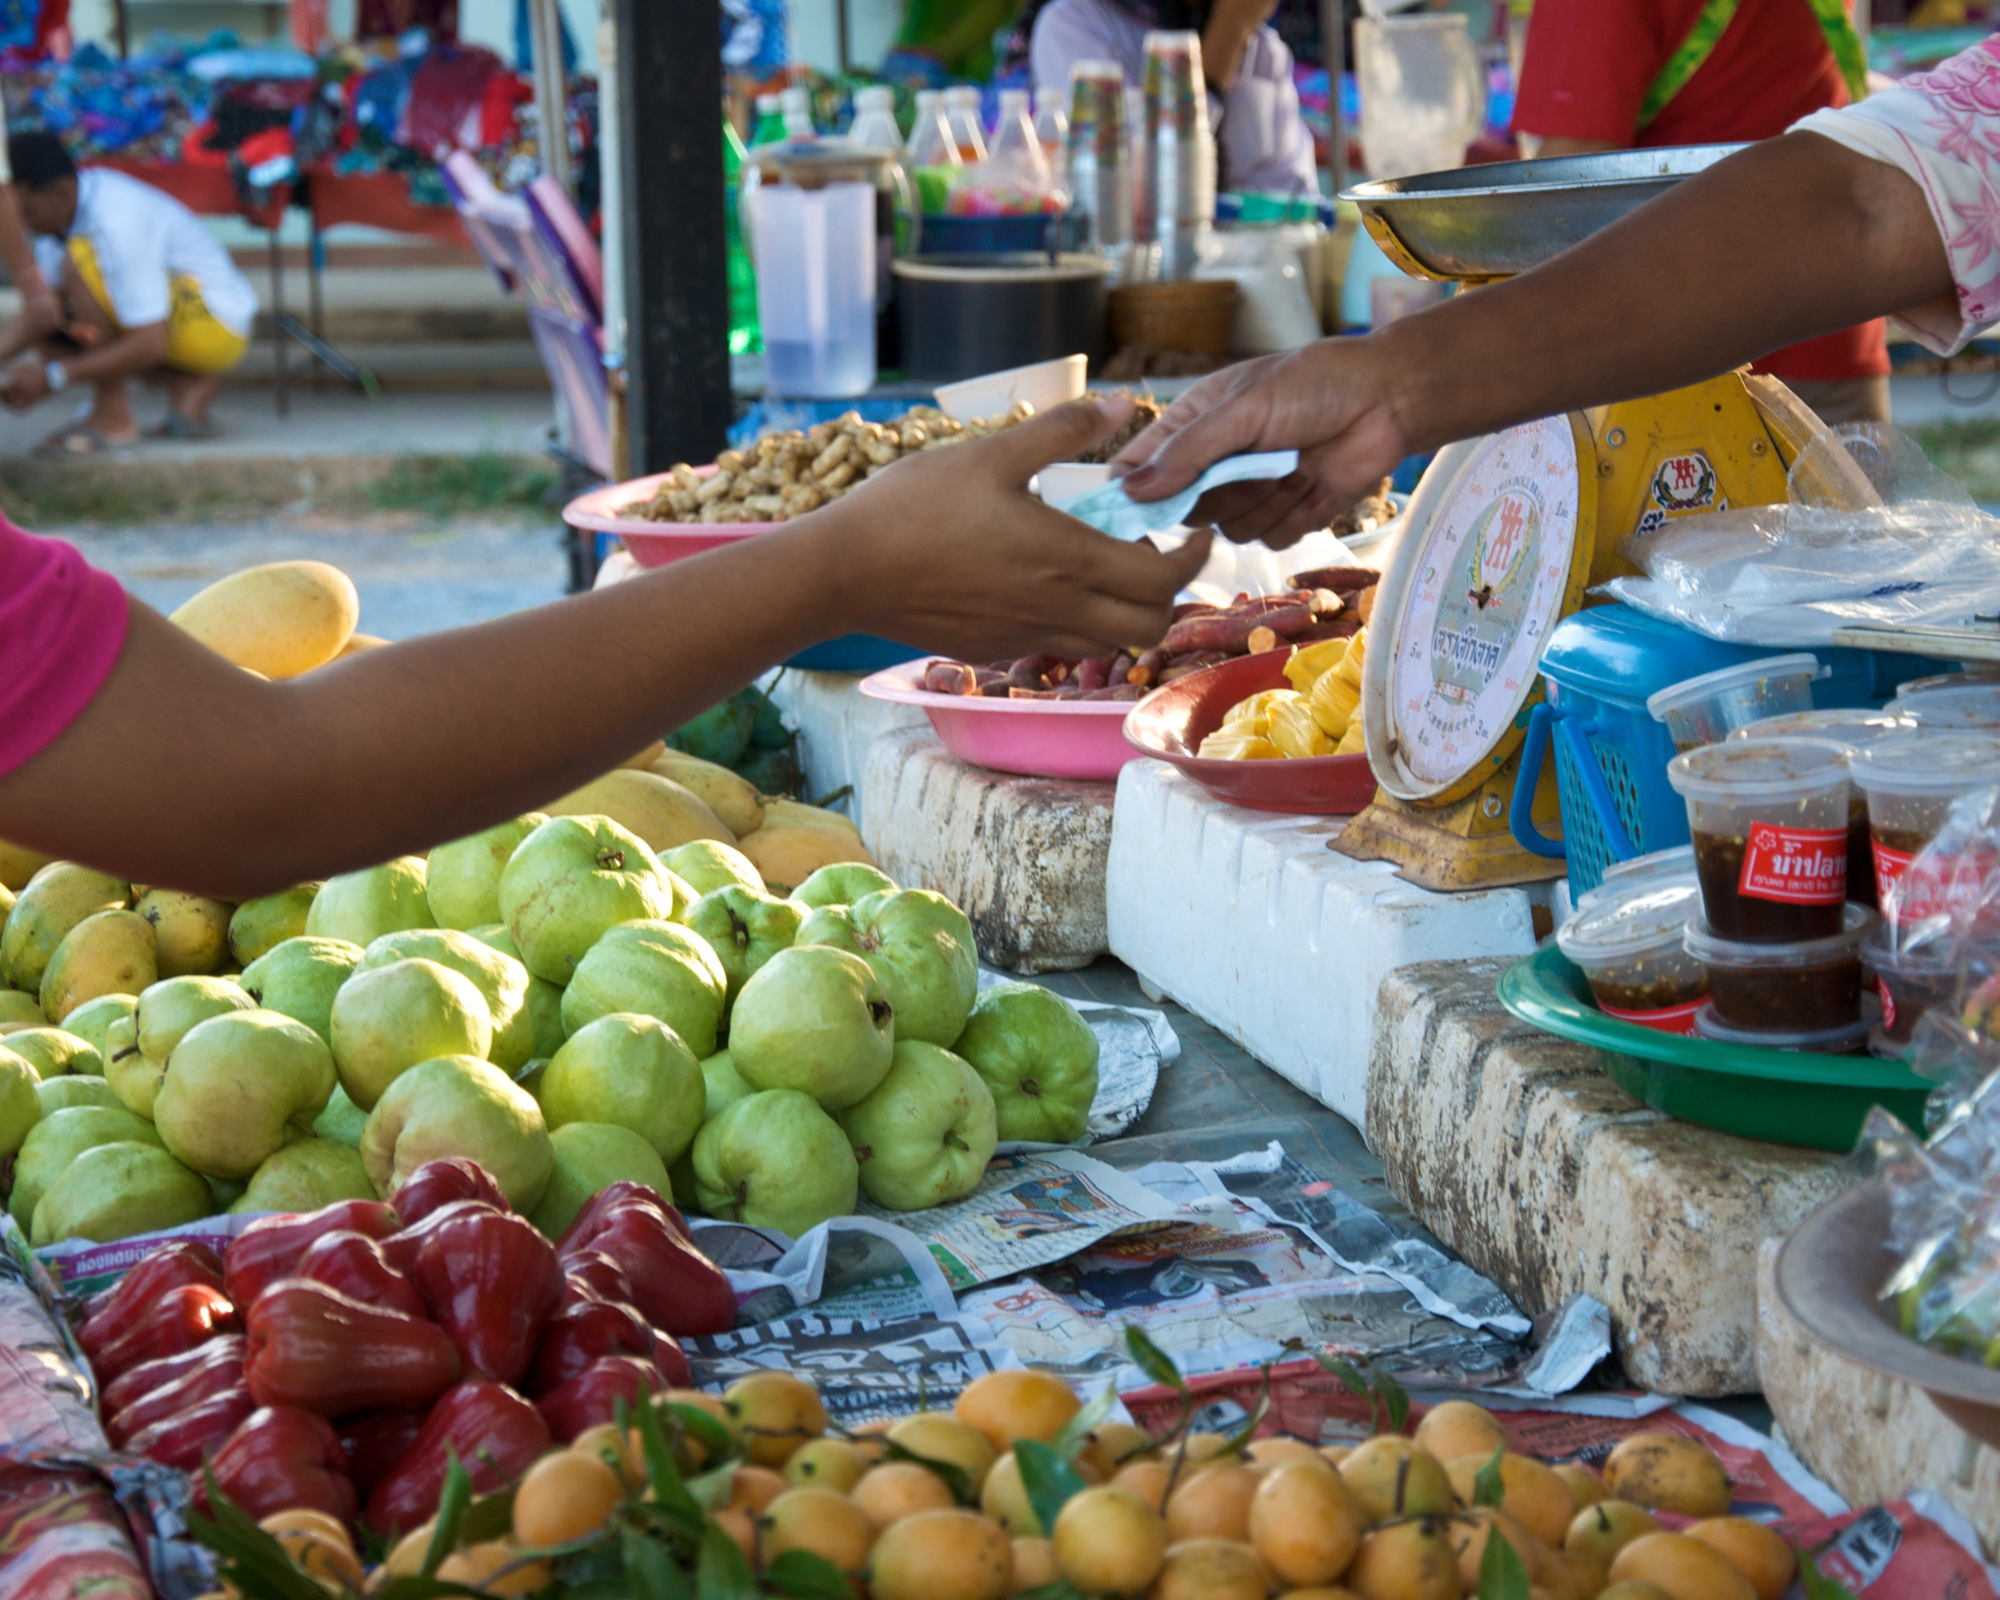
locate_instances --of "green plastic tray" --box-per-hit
[1496,945,1934,1151]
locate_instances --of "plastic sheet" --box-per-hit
[1601,425,2000,647]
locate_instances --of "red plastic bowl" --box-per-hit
[1121,650,1378,814]
[563,469,782,569]
[859,660,1143,783]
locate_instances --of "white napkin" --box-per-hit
[1052,450,1301,541]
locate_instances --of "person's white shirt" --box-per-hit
[32,167,258,337]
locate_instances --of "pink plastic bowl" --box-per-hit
[563,469,782,569]
[859,660,1146,783]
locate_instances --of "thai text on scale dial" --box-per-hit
[1393,416,1581,788]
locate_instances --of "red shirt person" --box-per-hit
[1512,0,1891,423]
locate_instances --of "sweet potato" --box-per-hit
[1076,656,1112,694]
[1288,566,1377,594]
[925,661,979,696]
[1007,654,1060,691]
[1083,684,1147,701]
[1356,585,1379,624]
[1161,603,1315,656]
[1128,647,1170,687]
[1292,617,1362,642]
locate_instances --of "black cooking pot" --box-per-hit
[892,253,1110,383]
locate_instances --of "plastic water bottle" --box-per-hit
[907,89,962,212]
[751,93,785,148]
[849,85,903,150]
[1034,86,1069,174]
[782,85,816,141]
[723,116,760,355]
[944,85,988,162]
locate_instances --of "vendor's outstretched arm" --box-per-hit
[0,397,1210,899]
[1112,133,1954,544]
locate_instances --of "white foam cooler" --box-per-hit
[1106,759,1555,1124]
[763,671,927,835]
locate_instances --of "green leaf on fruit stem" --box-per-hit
[1472,1443,1508,1509]
[1016,1438,1090,1534]
[458,1488,517,1548]
[880,1437,975,1505]
[1013,1583,1090,1600]
[666,1398,738,1467]
[1050,1381,1118,1462]
[696,1521,762,1600]
[687,1463,740,1511]
[628,1394,705,1521]
[1220,1366,1273,1458]
[186,1472,330,1600]
[1123,1324,1186,1394]
[624,1528,697,1600]
[1477,1527,1532,1600]
[423,1450,475,1577]
[766,1548,857,1600]
[1374,1366,1410,1436]
[1798,1545,1860,1600]
[1311,1352,1374,1404]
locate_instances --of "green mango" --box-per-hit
[750,689,793,750]
[669,696,757,768]
[735,748,805,799]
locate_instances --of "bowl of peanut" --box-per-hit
[563,403,1038,570]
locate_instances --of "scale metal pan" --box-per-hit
[1342,145,1746,283]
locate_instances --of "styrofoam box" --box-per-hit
[763,669,927,838]
[1105,759,1555,1125]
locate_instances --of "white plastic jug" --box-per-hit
[1354,14,1486,182]
[751,182,877,397]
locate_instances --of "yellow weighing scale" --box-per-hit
[1333,149,1878,892]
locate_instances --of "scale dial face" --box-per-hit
[1386,416,1583,792]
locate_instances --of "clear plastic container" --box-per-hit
[1576,845,1694,914]
[1849,731,2000,914]
[1683,903,1871,1033]
[1730,709,1917,913]
[1667,738,1853,943]
[907,90,961,171]
[1893,667,2000,704]
[1898,683,2000,734]
[1692,998,1875,1056]
[1862,919,1967,1045]
[1555,876,1707,1034]
[752,93,786,148]
[1035,87,1069,171]
[1646,653,1825,755]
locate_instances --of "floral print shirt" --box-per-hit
[1794,39,2000,355]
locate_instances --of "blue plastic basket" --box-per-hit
[1510,605,1952,899]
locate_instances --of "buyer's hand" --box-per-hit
[812,394,1213,661]
[1108,340,1409,549]
[0,359,48,410]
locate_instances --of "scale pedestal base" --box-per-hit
[1334,748,1564,893]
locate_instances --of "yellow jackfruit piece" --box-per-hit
[1219,690,1294,738]
[1268,698,1337,759]
[1284,638,1351,694]
[1197,730,1284,760]
[1306,669,1360,740]
[1333,627,1368,690]
[1336,719,1366,755]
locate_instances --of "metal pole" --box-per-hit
[533,0,572,193]
[1320,0,1346,195]
[616,0,731,475]
[836,0,851,74]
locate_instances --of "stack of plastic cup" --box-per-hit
[1142,29,1214,281]
[1065,61,1132,260]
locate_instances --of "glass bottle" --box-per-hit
[722,116,760,354]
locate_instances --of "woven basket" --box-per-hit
[1107,279,1240,357]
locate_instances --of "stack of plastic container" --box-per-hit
[1139,29,1214,281]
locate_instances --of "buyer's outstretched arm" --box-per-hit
[0,397,1210,899]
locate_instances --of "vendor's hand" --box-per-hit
[809,394,1212,660]
[1109,339,1409,548]
[0,360,48,409]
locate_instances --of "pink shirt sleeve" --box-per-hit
[0,516,128,779]
[1792,38,2000,356]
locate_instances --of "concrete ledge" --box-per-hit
[1105,760,1547,1124]
[765,672,928,837]
[1757,1239,2000,1554]
[860,729,1113,974]
[1366,959,1852,1396]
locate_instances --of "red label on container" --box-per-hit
[1737,822,1847,905]
[1874,839,1994,924]
[1599,997,1705,1035]
[1878,976,1896,1034]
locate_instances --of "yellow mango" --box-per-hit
[335,632,389,658]
[738,823,877,896]
[545,770,735,853]
[763,799,863,844]
[169,561,359,678]
[0,840,53,892]
[648,750,767,838]
[1284,638,1352,693]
